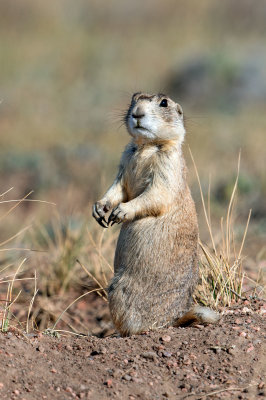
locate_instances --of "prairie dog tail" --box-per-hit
[174,306,220,327]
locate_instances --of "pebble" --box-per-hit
[0,383,3,389]
[141,351,157,360]
[112,369,123,378]
[36,346,45,353]
[162,351,172,358]
[105,379,113,388]
[123,374,132,381]
[239,331,247,337]
[227,348,237,356]
[241,307,252,314]
[132,377,143,383]
[161,335,171,342]
[251,326,260,331]
[99,346,107,354]
[193,324,204,329]
[246,344,254,353]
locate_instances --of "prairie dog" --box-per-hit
[93,92,219,336]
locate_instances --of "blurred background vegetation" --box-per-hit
[0,0,265,333]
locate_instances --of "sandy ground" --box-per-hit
[0,299,265,400]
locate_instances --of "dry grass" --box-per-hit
[20,217,116,333]
[191,151,264,308]
[0,188,55,333]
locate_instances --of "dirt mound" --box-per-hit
[0,299,265,400]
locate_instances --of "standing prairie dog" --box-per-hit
[93,92,219,336]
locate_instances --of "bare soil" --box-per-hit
[0,299,265,400]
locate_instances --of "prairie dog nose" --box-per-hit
[132,106,145,119]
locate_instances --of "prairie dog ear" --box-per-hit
[176,103,183,117]
[132,92,141,101]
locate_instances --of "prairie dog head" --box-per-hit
[125,92,185,143]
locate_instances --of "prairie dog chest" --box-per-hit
[123,145,158,199]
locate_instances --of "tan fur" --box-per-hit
[93,93,218,336]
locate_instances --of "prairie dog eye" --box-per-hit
[159,99,168,107]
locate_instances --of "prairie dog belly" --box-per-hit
[108,208,198,336]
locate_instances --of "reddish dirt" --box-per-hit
[0,299,265,400]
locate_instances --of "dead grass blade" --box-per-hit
[76,259,108,300]
[189,147,217,255]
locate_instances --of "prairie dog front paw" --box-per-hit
[108,203,135,226]
[92,199,112,228]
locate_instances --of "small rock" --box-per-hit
[132,377,143,383]
[50,368,57,373]
[242,307,252,314]
[123,374,132,381]
[258,382,265,389]
[251,326,260,331]
[13,390,20,395]
[0,383,3,390]
[162,351,172,358]
[141,351,157,360]
[65,345,72,351]
[112,369,123,378]
[161,335,171,342]
[99,346,107,354]
[36,346,45,353]
[258,308,266,316]
[246,344,254,353]
[105,379,113,388]
[234,318,242,324]
[193,324,204,329]
[239,331,247,337]
[227,347,237,356]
